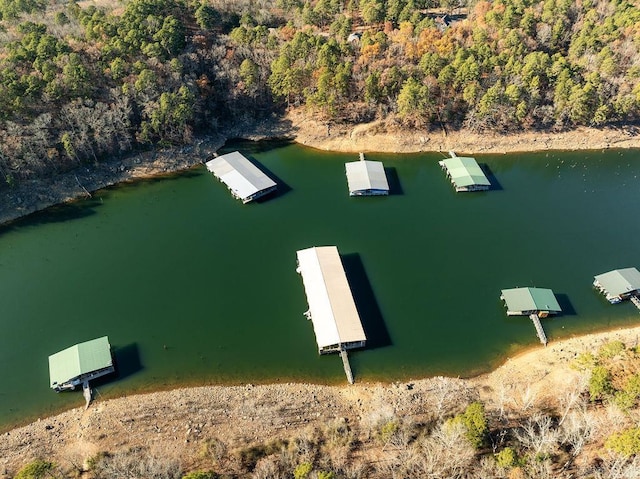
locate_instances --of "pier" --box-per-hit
[339,348,354,384]
[529,314,548,346]
[630,295,640,310]
[82,380,91,409]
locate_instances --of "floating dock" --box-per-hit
[205,151,277,203]
[439,152,490,192]
[500,287,561,346]
[345,154,389,196]
[49,336,115,393]
[593,267,640,304]
[296,246,366,383]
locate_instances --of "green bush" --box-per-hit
[448,402,488,448]
[572,352,597,371]
[182,471,217,479]
[494,447,518,468]
[605,427,640,457]
[598,340,626,359]
[589,365,614,401]
[14,460,55,479]
[293,462,313,479]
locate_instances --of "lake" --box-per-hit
[1,141,639,429]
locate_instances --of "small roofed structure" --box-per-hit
[49,336,114,392]
[594,267,640,304]
[345,157,389,196]
[439,153,490,192]
[296,246,366,354]
[500,287,562,317]
[206,151,277,203]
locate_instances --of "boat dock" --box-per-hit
[529,313,548,346]
[339,348,354,384]
[631,295,640,310]
[439,152,491,192]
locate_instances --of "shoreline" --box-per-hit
[1,116,639,229]
[4,323,640,474]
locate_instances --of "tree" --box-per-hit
[397,76,432,124]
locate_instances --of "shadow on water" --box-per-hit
[556,293,577,316]
[111,343,143,381]
[250,157,292,201]
[384,167,404,195]
[481,164,503,191]
[342,253,391,349]
[221,137,295,156]
[0,199,102,233]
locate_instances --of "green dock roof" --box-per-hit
[440,157,491,188]
[48,336,113,388]
[594,268,640,297]
[501,287,561,314]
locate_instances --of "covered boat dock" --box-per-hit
[49,336,115,394]
[593,267,640,304]
[345,155,389,196]
[205,151,277,203]
[296,246,366,383]
[439,153,490,192]
[500,287,562,346]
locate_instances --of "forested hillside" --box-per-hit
[0,0,639,184]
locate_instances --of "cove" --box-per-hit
[1,141,640,430]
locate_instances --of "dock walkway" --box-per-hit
[529,313,548,346]
[630,295,640,310]
[339,348,354,384]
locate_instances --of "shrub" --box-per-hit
[605,427,640,457]
[598,340,626,359]
[293,462,313,479]
[182,472,217,479]
[448,402,488,448]
[572,352,597,371]
[375,419,399,445]
[495,447,518,468]
[14,460,55,479]
[589,365,614,401]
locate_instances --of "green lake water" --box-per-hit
[1,141,640,429]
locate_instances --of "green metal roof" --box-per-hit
[440,157,491,188]
[48,336,112,388]
[501,287,561,313]
[594,268,640,297]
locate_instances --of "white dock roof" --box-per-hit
[296,246,366,350]
[206,151,276,202]
[345,160,389,194]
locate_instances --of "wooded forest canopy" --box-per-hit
[0,0,639,184]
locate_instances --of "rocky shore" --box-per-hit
[3,324,640,476]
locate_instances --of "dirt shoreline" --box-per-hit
[4,324,640,476]
[1,115,639,228]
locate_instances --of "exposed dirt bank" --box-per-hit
[1,113,639,229]
[3,325,640,476]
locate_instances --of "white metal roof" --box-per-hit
[205,151,276,202]
[345,160,389,194]
[296,246,366,350]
